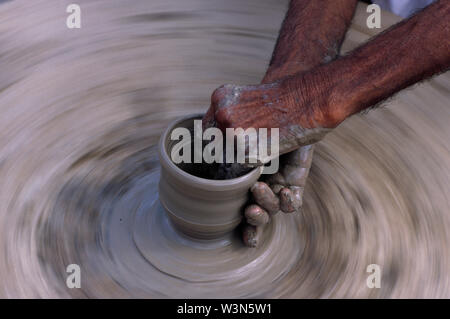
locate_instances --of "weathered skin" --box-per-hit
[203,0,450,246]
[205,0,358,246]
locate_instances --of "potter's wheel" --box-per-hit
[1,0,450,298]
[112,171,303,297]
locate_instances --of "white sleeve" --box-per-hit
[372,0,436,18]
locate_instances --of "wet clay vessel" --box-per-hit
[158,114,262,239]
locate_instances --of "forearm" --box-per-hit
[287,0,450,128]
[263,0,357,83]
[203,1,449,156]
[204,0,356,129]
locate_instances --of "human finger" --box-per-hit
[244,204,270,226]
[250,182,280,215]
[242,224,263,248]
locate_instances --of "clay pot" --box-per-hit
[158,113,262,239]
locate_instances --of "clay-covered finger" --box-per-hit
[289,186,304,210]
[242,224,262,248]
[250,182,280,215]
[279,188,296,213]
[245,204,270,226]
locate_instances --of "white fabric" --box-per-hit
[373,0,435,17]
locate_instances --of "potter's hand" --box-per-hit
[203,75,334,248]
[203,77,336,155]
[207,0,450,247]
[242,144,314,246]
[203,78,335,247]
[204,0,358,247]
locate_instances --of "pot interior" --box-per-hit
[165,115,253,180]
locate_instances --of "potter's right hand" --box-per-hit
[243,144,314,247]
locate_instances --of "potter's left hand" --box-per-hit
[242,144,314,247]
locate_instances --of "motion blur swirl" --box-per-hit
[0,0,449,298]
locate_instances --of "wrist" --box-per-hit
[279,67,344,130]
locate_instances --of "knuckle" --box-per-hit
[211,84,238,106]
[215,107,233,128]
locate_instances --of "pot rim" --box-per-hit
[159,113,262,191]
